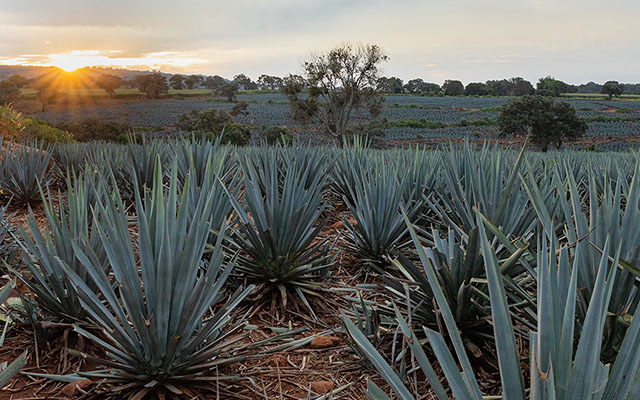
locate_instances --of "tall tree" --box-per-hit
[465,82,489,96]
[216,82,238,102]
[601,81,624,100]
[233,74,257,90]
[183,75,203,90]
[536,76,568,97]
[95,74,122,98]
[133,73,169,99]
[0,80,21,105]
[285,43,387,138]
[498,95,587,151]
[486,79,513,96]
[443,80,464,96]
[5,74,29,89]
[257,74,283,90]
[377,76,404,93]
[169,75,185,90]
[509,77,535,96]
[404,79,441,95]
[202,75,226,90]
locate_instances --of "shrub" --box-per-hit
[0,105,72,143]
[221,123,251,146]
[259,125,292,145]
[56,118,132,142]
[177,109,249,145]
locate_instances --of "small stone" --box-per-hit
[311,380,334,394]
[269,354,287,367]
[61,379,93,397]
[310,335,335,349]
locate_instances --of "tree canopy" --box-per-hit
[601,81,624,100]
[285,43,387,139]
[133,73,169,99]
[95,74,122,98]
[536,76,568,97]
[443,80,464,96]
[498,95,587,151]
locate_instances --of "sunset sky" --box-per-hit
[1,0,638,83]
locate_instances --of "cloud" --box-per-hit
[0,1,638,82]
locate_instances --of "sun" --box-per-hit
[49,54,92,72]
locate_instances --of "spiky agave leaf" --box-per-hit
[0,203,17,263]
[0,279,27,388]
[60,158,253,393]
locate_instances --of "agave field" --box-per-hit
[0,137,640,399]
[29,93,640,149]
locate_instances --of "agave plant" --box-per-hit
[0,279,27,388]
[228,150,335,312]
[343,211,640,399]
[0,141,55,205]
[523,160,640,363]
[356,228,491,349]
[58,159,253,395]
[172,135,236,187]
[343,164,423,266]
[426,141,536,242]
[15,169,108,321]
[182,149,240,245]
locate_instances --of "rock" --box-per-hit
[61,379,93,397]
[311,380,334,394]
[310,335,339,349]
[268,354,287,367]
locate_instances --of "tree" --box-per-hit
[183,75,203,90]
[230,101,249,117]
[536,76,568,97]
[133,73,169,99]
[601,81,624,100]
[442,80,464,96]
[486,79,513,96]
[377,76,404,93]
[257,74,283,90]
[202,75,226,90]
[95,74,122,98]
[216,82,238,102]
[176,108,250,145]
[169,75,185,90]
[285,43,388,138]
[465,82,489,96]
[509,77,535,96]
[233,74,257,90]
[498,95,587,151]
[5,74,29,89]
[35,86,60,112]
[404,79,441,95]
[0,80,21,105]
